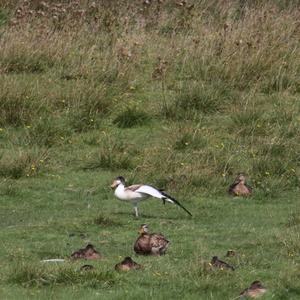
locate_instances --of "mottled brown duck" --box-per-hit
[71,244,102,260]
[115,256,142,271]
[211,256,235,271]
[134,224,169,256]
[239,281,267,298]
[80,264,94,271]
[228,173,252,197]
[226,250,236,257]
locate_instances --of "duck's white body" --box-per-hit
[111,177,192,217]
[114,183,168,216]
[114,183,149,202]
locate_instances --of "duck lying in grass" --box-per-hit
[229,173,252,197]
[80,264,94,271]
[226,250,236,257]
[239,281,267,298]
[134,224,169,255]
[115,256,142,271]
[210,256,235,271]
[71,244,102,260]
[111,176,192,217]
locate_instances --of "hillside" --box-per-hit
[0,1,300,299]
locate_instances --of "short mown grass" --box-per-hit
[1,170,300,299]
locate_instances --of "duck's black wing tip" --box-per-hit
[161,192,192,217]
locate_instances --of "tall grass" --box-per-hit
[8,263,117,288]
[0,0,299,194]
[82,133,138,171]
[0,148,48,179]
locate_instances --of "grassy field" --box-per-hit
[0,0,300,299]
[0,172,300,299]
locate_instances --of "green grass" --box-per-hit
[0,172,300,299]
[113,107,151,128]
[0,1,300,299]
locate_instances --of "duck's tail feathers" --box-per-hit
[161,192,192,216]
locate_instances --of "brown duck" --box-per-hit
[239,281,267,298]
[226,250,236,257]
[80,264,94,271]
[134,224,169,255]
[115,256,142,271]
[211,256,235,271]
[229,173,252,197]
[71,244,102,260]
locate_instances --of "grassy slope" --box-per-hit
[0,1,300,299]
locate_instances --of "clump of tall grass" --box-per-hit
[0,148,48,179]
[8,263,117,288]
[163,81,236,120]
[176,83,223,114]
[68,90,112,133]
[113,106,151,128]
[0,28,57,74]
[173,125,208,151]
[23,117,71,147]
[82,134,137,171]
[231,110,267,136]
[1,51,54,74]
[0,87,39,127]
